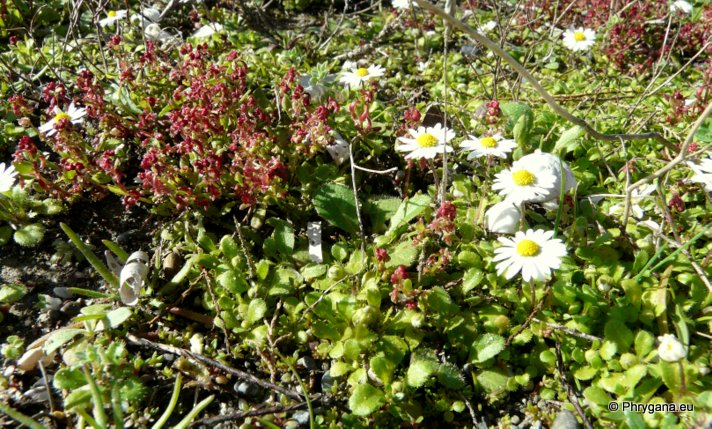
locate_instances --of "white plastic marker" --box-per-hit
[307,222,323,263]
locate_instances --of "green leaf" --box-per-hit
[386,194,432,236]
[330,361,352,377]
[406,350,438,388]
[348,384,385,416]
[220,235,239,260]
[694,118,712,142]
[604,319,633,352]
[574,366,598,381]
[366,197,401,233]
[426,287,453,314]
[470,333,505,363]
[0,283,27,303]
[314,184,359,234]
[553,125,585,155]
[475,368,509,394]
[634,330,655,357]
[246,299,267,324]
[44,328,85,355]
[583,386,611,406]
[217,269,248,294]
[268,218,294,255]
[369,356,395,385]
[437,362,465,389]
[385,241,417,268]
[0,225,12,246]
[54,368,86,389]
[461,268,483,294]
[13,223,45,247]
[103,307,133,329]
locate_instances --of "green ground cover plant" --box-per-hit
[0,0,710,427]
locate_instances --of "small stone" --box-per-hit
[320,372,334,391]
[293,410,310,426]
[53,287,73,299]
[296,356,316,370]
[511,415,521,425]
[234,381,260,397]
[552,410,580,429]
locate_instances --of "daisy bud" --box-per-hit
[485,201,522,234]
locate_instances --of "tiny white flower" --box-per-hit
[687,157,712,193]
[460,133,517,159]
[99,9,127,27]
[657,334,687,362]
[492,158,557,204]
[339,64,385,89]
[492,229,567,281]
[0,162,18,193]
[326,132,350,165]
[485,200,522,234]
[478,20,497,33]
[192,23,223,39]
[38,103,87,137]
[396,123,455,160]
[670,0,693,14]
[562,27,596,52]
[392,0,417,10]
[417,61,429,73]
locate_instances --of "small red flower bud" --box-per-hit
[390,265,408,284]
[375,248,390,262]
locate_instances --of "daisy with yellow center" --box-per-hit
[562,27,596,52]
[396,123,455,160]
[460,132,517,159]
[39,103,87,137]
[339,64,386,89]
[493,229,567,281]
[492,158,556,203]
[99,9,127,27]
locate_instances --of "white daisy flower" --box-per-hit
[657,334,686,362]
[670,0,693,14]
[396,123,455,160]
[192,23,223,39]
[562,27,596,52]
[485,200,522,234]
[516,150,577,204]
[609,183,657,219]
[38,103,87,136]
[392,0,417,9]
[460,133,517,159]
[99,9,127,27]
[0,162,18,193]
[339,64,385,89]
[493,229,567,281]
[478,20,497,33]
[687,157,712,193]
[492,159,557,204]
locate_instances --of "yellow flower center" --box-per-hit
[108,10,117,17]
[516,239,540,257]
[355,68,369,77]
[573,31,586,42]
[480,137,497,148]
[512,169,536,186]
[416,133,438,148]
[53,112,71,123]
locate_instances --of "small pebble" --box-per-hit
[320,372,334,391]
[552,410,580,429]
[296,356,316,370]
[234,381,260,397]
[293,410,310,426]
[511,415,521,425]
[53,287,73,299]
